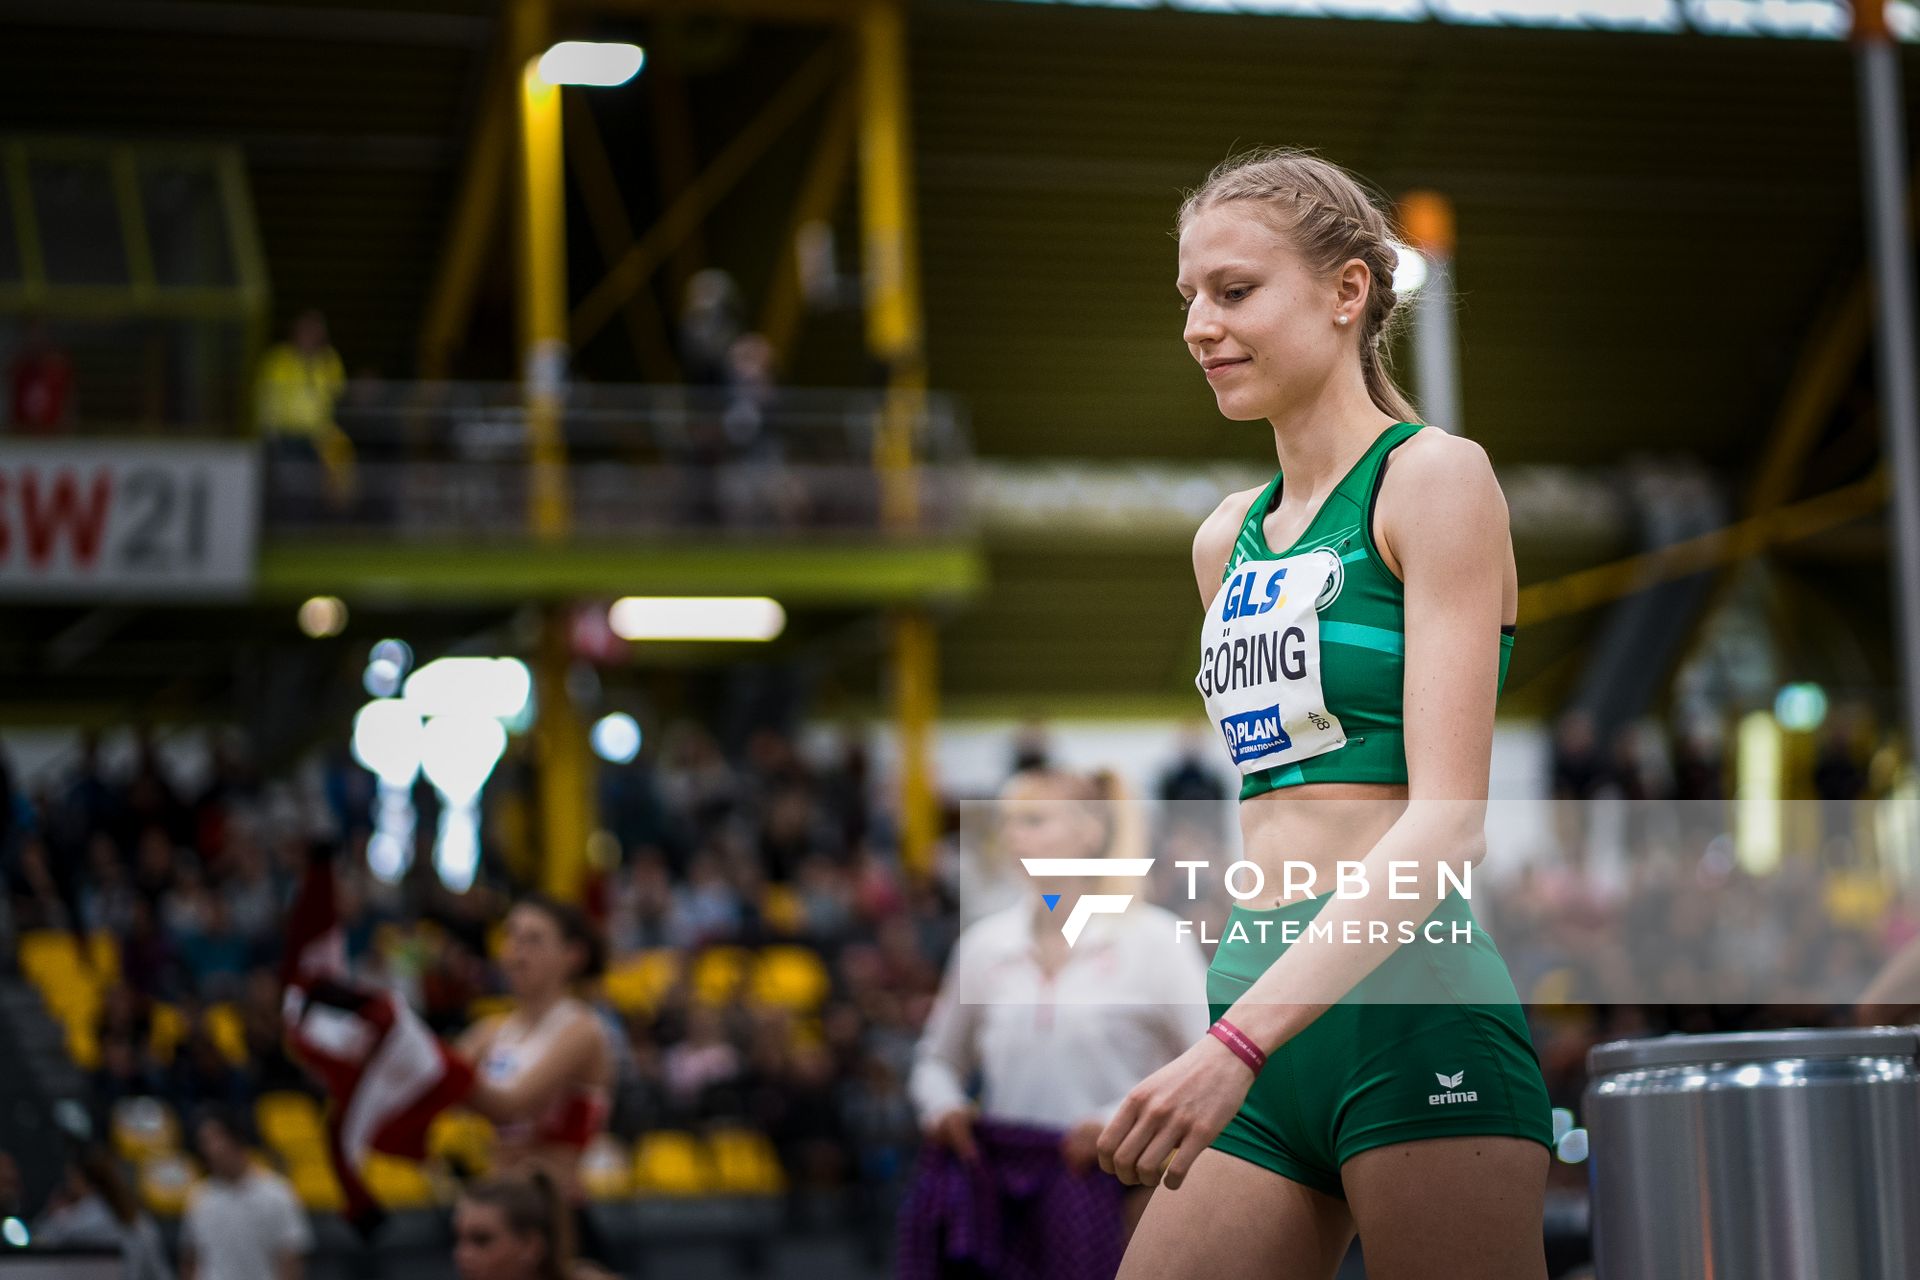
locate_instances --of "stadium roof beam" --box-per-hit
[419,46,512,380]
[568,39,843,348]
[0,0,494,47]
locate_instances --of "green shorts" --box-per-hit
[1206,892,1552,1199]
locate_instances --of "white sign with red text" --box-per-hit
[0,442,259,599]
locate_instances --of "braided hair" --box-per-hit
[1177,147,1420,425]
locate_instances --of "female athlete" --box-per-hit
[1097,148,1552,1279]
[457,896,615,1198]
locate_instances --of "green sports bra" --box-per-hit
[1216,421,1514,801]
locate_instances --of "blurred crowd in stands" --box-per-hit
[0,699,1907,1220]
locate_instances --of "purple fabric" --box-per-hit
[896,1117,1129,1280]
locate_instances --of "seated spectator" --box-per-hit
[221,840,280,947]
[31,1146,172,1280]
[667,851,742,948]
[180,897,251,998]
[7,318,74,433]
[167,1019,251,1115]
[121,898,180,1001]
[660,1004,742,1119]
[181,1107,312,1280]
[607,851,673,954]
[93,1035,165,1112]
[79,833,137,936]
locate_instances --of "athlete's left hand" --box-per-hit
[1097,1032,1254,1190]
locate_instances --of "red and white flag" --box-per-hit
[280,847,473,1232]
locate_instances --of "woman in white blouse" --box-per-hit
[910,767,1210,1222]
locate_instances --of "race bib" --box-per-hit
[1196,551,1347,775]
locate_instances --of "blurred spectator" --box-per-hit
[1551,709,1609,800]
[253,310,351,512]
[678,270,743,386]
[168,1018,251,1115]
[31,1146,174,1280]
[661,1005,743,1118]
[1154,729,1227,804]
[7,318,75,433]
[181,1108,311,1280]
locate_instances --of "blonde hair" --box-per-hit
[1177,147,1420,425]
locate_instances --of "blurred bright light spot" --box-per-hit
[2,1218,26,1248]
[1555,1128,1589,1163]
[1550,1107,1574,1144]
[419,713,508,802]
[405,657,533,721]
[1391,242,1429,295]
[1735,711,1783,875]
[298,596,347,638]
[591,712,643,764]
[364,657,403,699]
[370,638,413,673]
[435,805,482,892]
[351,701,424,788]
[536,41,645,86]
[608,596,786,642]
[1774,682,1828,732]
[368,826,412,885]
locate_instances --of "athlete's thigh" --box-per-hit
[1341,1135,1548,1280]
[1117,1148,1354,1280]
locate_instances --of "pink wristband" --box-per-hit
[1207,1018,1268,1075]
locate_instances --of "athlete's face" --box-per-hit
[452,1200,543,1280]
[500,904,579,998]
[1177,206,1346,423]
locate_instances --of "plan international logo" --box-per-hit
[1020,858,1156,946]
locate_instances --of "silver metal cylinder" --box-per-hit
[1586,1028,1920,1280]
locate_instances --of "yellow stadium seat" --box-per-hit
[66,1020,100,1071]
[137,1155,196,1217]
[111,1097,180,1161]
[691,947,751,1006]
[632,1130,713,1196]
[427,1110,495,1175]
[601,949,680,1015]
[363,1154,435,1209]
[257,1092,327,1163]
[86,931,120,982]
[288,1158,345,1212]
[149,1003,187,1064]
[708,1128,787,1195]
[203,1003,248,1065]
[750,946,830,1013]
[19,930,79,985]
[579,1136,633,1201]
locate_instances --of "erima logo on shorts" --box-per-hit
[1220,706,1293,765]
[1019,858,1156,946]
[1429,1071,1478,1105]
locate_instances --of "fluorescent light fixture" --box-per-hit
[591,712,643,764]
[608,596,787,642]
[404,657,533,721]
[298,596,347,639]
[536,41,645,86]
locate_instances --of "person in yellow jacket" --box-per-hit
[254,310,353,507]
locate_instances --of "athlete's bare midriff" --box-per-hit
[1237,783,1407,909]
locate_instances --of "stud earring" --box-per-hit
[1335,314,1349,325]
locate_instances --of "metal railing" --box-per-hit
[264,381,974,540]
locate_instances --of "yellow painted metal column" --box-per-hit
[517,52,571,541]
[857,0,938,877]
[513,0,591,902]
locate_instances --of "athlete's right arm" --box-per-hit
[908,933,983,1157]
[455,1014,501,1066]
[1192,487,1263,611]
